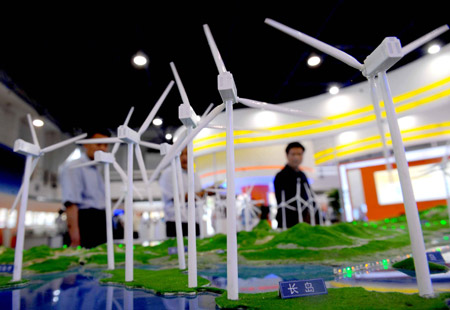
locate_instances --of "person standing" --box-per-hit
[273,141,316,229]
[58,129,110,248]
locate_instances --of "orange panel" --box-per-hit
[356,157,447,221]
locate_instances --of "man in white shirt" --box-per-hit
[58,129,110,248]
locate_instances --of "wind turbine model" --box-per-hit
[202,23,328,300]
[77,80,174,281]
[11,114,87,281]
[281,177,318,226]
[264,18,449,297]
[70,107,136,270]
[239,185,264,232]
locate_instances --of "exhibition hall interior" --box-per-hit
[0,1,450,309]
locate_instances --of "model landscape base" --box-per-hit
[1,205,449,309]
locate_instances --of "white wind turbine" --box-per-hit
[202,23,328,300]
[77,80,174,281]
[69,106,137,270]
[264,18,449,297]
[239,185,264,232]
[11,114,87,281]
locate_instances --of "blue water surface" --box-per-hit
[0,264,335,309]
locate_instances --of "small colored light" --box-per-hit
[119,244,123,248]
[63,245,67,249]
[77,246,81,250]
[400,225,405,230]
[384,219,390,223]
[363,223,368,227]
[440,220,447,225]
[425,222,431,227]
[443,236,449,241]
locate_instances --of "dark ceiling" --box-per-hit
[1,1,449,144]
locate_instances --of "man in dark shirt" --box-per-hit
[274,141,316,228]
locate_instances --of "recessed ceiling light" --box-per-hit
[307,55,321,67]
[152,118,163,126]
[32,119,44,127]
[427,44,441,55]
[329,86,339,95]
[165,133,173,140]
[132,51,149,69]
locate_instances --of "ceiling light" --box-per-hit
[165,133,173,140]
[307,55,321,67]
[427,44,441,55]
[152,118,162,126]
[329,86,339,95]
[32,119,44,127]
[132,51,149,69]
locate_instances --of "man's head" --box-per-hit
[83,129,111,160]
[285,141,305,171]
[180,146,188,170]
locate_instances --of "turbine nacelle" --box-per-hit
[118,125,140,144]
[179,103,199,128]
[363,37,403,77]
[13,139,40,157]
[218,71,238,104]
[94,150,115,163]
[159,142,171,156]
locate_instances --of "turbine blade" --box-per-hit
[27,114,40,149]
[203,24,227,74]
[170,62,190,106]
[10,157,40,212]
[264,18,364,71]
[149,102,226,183]
[41,133,87,153]
[135,145,149,184]
[202,103,214,118]
[76,137,122,145]
[237,97,328,121]
[111,142,121,156]
[138,80,175,135]
[207,123,272,133]
[402,25,449,55]
[112,193,125,211]
[123,106,135,127]
[112,161,128,185]
[139,141,161,151]
[135,144,153,203]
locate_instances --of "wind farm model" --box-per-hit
[1,18,450,310]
